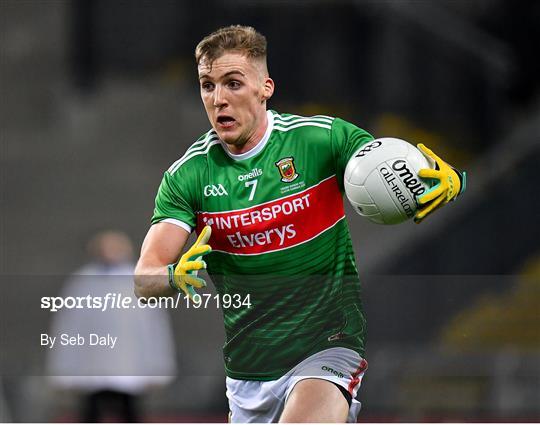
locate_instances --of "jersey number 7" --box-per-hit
[245,179,258,201]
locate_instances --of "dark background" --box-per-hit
[1,0,539,422]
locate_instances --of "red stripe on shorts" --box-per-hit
[348,358,368,395]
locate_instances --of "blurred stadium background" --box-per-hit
[1,0,539,422]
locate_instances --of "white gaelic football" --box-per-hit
[344,138,433,225]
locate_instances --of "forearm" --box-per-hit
[134,223,191,299]
[133,223,210,300]
[134,262,176,299]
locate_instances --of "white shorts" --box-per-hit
[226,347,368,423]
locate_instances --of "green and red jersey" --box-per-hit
[152,110,373,380]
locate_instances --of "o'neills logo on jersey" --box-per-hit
[196,175,344,255]
[238,168,263,181]
[275,157,299,183]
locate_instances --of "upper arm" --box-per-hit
[152,167,200,230]
[138,222,191,268]
[143,159,202,267]
[331,118,374,178]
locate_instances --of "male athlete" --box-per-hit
[134,26,465,422]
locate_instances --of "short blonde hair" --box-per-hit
[195,25,267,68]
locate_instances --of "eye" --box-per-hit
[227,80,241,90]
[201,81,214,92]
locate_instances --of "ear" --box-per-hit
[261,77,274,103]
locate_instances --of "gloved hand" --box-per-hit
[415,144,466,223]
[168,225,212,300]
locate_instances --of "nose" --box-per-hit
[213,85,227,108]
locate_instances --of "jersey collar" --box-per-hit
[220,110,274,161]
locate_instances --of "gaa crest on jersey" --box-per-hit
[275,157,299,183]
[204,184,228,197]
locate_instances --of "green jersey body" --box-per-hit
[152,111,373,380]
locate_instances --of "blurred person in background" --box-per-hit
[134,25,465,422]
[48,231,176,422]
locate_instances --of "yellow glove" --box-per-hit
[167,226,212,300]
[415,144,466,224]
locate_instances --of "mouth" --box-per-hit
[216,115,236,129]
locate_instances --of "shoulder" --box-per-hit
[271,111,335,134]
[329,116,373,141]
[167,129,221,176]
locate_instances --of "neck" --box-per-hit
[228,112,268,155]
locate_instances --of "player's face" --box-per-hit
[198,52,273,153]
